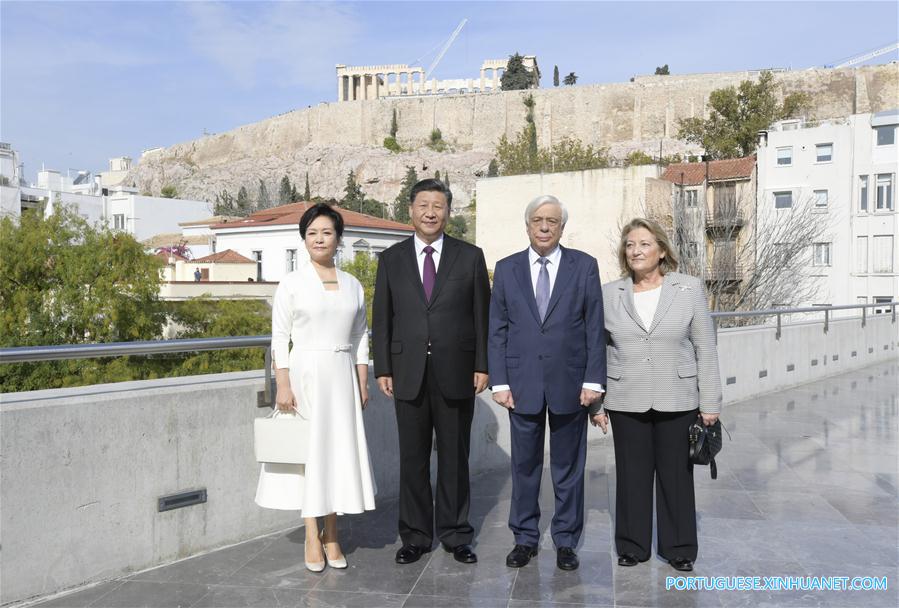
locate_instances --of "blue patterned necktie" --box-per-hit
[536,257,550,321]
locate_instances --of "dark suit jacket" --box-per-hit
[488,246,606,415]
[372,234,491,401]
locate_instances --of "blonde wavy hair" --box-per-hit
[617,218,679,277]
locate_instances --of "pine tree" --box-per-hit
[393,166,418,224]
[256,180,271,210]
[553,65,560,87]
[487,158,499,177]
[501,53,536,90]
[341,170,364,212]
[303,172,311,201]
[563,72,578,86]
[236,186,251,215]
[278,175,292,205]
[444,171,450,188]
[213,190,235,215]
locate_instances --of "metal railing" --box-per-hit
[1,303,895,393]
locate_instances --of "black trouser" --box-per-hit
[394,359,475,548]
[607,408,699,561]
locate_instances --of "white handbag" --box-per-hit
[254,408,310,464]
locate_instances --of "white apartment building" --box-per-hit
[211,202,414,283]
[757,110,898,312]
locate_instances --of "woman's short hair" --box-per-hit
[617,217,679,277]
[410,178,453,208]
[524,195,568,227]
[299,203,344,239]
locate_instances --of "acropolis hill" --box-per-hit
[129,65,898,210]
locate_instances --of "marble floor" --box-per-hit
[35,360,898,608]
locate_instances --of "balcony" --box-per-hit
[705,263,744,284]
[2,305,898,607]
[705,208,746,234]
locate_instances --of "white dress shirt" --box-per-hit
[493,245,604,395]
[413,233,443,281]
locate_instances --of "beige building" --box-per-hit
[475,165,660,281]
[652,157,757,309]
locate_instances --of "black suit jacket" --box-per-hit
[372,234,490,401]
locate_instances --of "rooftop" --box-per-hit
[210,202,415,233]
[192,249,255,264]
[661,156,756,186]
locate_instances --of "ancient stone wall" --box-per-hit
[129,65,898,210]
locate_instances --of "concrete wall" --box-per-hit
[475,165,660,281]
[2,312,897,604]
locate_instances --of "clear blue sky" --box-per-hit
[2,1,897,182]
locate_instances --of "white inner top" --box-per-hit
[633,286,662,329]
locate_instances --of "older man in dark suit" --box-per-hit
[373,179,490,565]
[488,194,606,571]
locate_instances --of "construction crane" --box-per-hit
[832,42,898,68]
[424,19,467,80]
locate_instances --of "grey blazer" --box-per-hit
[593,271,722,415]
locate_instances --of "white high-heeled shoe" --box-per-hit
[304,542,325,573]
[324,543,347,569]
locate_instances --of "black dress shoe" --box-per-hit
[617,553,639,567]
[443,543,478,564]
[395,544,428,564]
[556,547,579,571]
[506,544,538,568]
[669,557,694,572]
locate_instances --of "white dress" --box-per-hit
[255,262,376,517]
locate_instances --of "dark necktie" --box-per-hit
[423,245,436,302]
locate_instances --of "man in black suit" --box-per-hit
[373,178,490,565]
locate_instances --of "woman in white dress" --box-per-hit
[255,203,376,572]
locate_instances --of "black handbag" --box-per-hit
[688,418,728,479]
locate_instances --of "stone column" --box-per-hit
[362,74,368,100]
[374,73,380,99]
[337,75,343,102]
[492,69,499,90]
[480,69,485,91]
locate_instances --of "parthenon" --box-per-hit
[335,56,539,102]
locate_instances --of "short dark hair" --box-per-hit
[299,203,344,239]
[410,178,452,208]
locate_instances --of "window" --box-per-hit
[113,213,125,230]
[857,296,867,305]
[859,175,868,212]
[875,125,896,146]
[856,236,868,273]
[252,250,262,282]
[812,242,832,267]
[814,189,828,208]
[774,191,793,209]
[872,235,894,273]
[873,296,893,315]
[875,174,893,210]
[286,249,297,273]
[684,190,698,208]
[776,147,792,166]
[815,143,832,162]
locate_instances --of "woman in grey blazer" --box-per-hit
[590,218,721,572]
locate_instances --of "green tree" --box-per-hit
[257,180,271,209]
[434,170,441,181]
[487,158,499,177]
[303,172,311,201]
[495,94,541,175]
[393,166,418,223]
[563,72,577,86]
[384,108,402,152]
[548,138,610,172]
[342,170,364,212]
[501,53,536,90]
[654,64,670,75]
[390,108,398,138]
[446,215,469,241]
[677,71,811,159]
[213,189,235,215]
[279,175,293,205]
[290,183,298,202]
[340,253,379,329]
[443,171,450,188]
[553,65,560,87]
[427,128,448,152]
[0,207,165,391]
[236,186,251,215]
[625,150,655,166]
[160,184,177,198]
